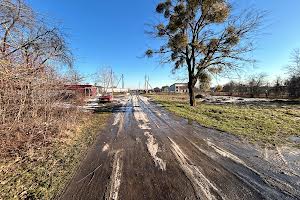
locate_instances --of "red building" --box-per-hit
[65,84,97,97]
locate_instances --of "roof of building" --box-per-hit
[170,83,188,86]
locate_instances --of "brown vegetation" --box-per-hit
[0,1,111,198]
[0,0,74,158]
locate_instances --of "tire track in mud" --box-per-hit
[112,97,133,136]
[132,95,167,171]
[186,137,296,199]
[105,150,124,200]
[168,137,223,200]
[60,95,300,199]
[139,96,229,199]
[138,96,282,199]
[141,95,299,199]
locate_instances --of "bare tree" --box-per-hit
[273,76,284,98]
[95,67,118,93]
[222,80,237,95]
[248,73,267,98]
[286,48,300,77]
[198,71,211,92]
[0,0,74,157]
[0,0,72,67]
[286,76,300,98]
[146,0,264,106]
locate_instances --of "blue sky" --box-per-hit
[28,0,300,88]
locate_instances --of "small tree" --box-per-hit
[198,71,211,92]
[222,80,237,95]
[95,67,117,93]
[248,73,267,98]
[286,76,300,98]
[273,76,284,98]
[146,0,264,106]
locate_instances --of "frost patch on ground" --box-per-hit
[185,137,218,160]
[113,113,122,126]
[138,124,151,130]
[168,137,221,200]
[144,132,166,171]
[133,107,149,124]
[154,110,162,116]
[206,140,246,166]
[117,98,128,106]
[139,96,150,105]
[132,95,151,130]
[263,146,300,177]
[132,95,140,107]
[102,144,109,152]
[105,150,123,200]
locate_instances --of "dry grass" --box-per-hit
[148,94,300,147]
[0,112,110,199]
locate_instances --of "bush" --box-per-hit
[0,61,79,158]
[286,76,300,98]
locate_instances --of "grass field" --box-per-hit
[147,94,300,147]
[0,112,110,199]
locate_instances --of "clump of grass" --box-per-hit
[149,94,300,146]
[0,113,110,200]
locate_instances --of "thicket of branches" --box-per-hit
[221,48,300,98]
[221,74,271,98]
[0,0,75,157]
[285,48,300,97]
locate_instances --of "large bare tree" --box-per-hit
[146,0,264,106]
[0,0,72,67]
[286,48,300,77]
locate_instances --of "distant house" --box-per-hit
[65,84,97,97]
[161,86,169,93]
[154,87,161,93]
[169,83,188,93]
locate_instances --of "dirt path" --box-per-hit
[59,94,300,200]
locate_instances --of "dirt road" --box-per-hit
[59,95,300,200]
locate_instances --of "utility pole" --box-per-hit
[145,74,150,93]
[147,75,150,93]
[111,69,114,99]
[121,74,124,89]
[144,75,146,93]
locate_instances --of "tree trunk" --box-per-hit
[188,78,196,106]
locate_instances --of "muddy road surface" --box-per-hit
[59,95,300,200]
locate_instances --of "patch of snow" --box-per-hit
[113,113,122,126]
[206,140,246,166]
[138,124,151,130]
[139,96,150,105]
[102,144,109,152]
[106,150,123,200]
[168,137,221,200]
[144,132,166,171]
